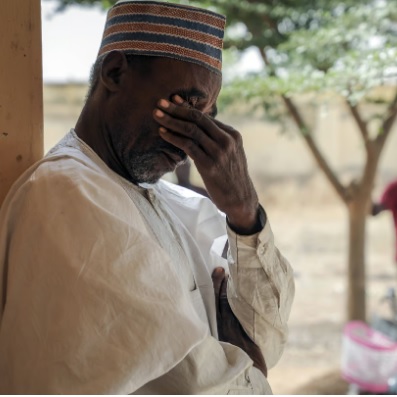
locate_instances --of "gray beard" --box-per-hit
[110,117,187,184]
[125,148,187,184]
[116,134,188,184]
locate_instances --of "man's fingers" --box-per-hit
[212,267,225,298]
[212,267,225,339]
[212,118,240,138]
[171,95,190,108]
[212,268,268,377]
[212,267,228,315]
[154,109,217,156]
[156,99,226,143]
[219,272,228,300]
[158,127,208,164]
[214,269,231,319]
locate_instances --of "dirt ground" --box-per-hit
[252,180,397,395]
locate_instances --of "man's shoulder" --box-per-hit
[20,155,101,198]
[36,130,113,184]
[5,150,122,212]
[34,152,101,182]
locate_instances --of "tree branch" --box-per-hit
[281,95,349,203]
[377,89,397,149]
[244,0,280,31]
[356,89,397,198]
[345,100,370,150]
[246,0,279,33]
[257,46,349,203]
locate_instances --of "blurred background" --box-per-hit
[41,0,397,393]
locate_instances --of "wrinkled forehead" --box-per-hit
[98,0,226,75]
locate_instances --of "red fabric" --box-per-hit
[380,180,397,211]
[380,180,397,262]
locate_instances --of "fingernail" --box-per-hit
[159,99,169,108]
[173,95,184,104]
[214,267,225,275]
[155,109,164,118]
[159,127,167,133]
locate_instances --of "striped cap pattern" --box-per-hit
[98,0,226,74]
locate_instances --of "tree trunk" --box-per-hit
[347,198,368,321]
[256,47,396,322]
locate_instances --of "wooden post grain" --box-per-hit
[0,0,43,206]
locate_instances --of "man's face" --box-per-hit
[107,57,222,184]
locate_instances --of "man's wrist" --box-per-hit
[227,205,267,236]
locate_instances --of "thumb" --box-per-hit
[212,267,225,298]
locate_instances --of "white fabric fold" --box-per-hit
[0,152,208,393]
[0,130,294,394]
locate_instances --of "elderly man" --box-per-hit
[0,0,294,394]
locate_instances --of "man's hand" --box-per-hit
[371,202,386,216]
[212,267,267,377]
[154,97,261,235]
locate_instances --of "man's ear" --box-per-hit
[100,51,129,92]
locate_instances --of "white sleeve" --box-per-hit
[226,219,295,369]
[134,335,273,394]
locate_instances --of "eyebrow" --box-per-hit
[173,88,217,118]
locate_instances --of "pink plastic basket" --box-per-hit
[341,321,397,392]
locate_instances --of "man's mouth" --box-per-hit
[161,148,186,165]
[158,140,187,163]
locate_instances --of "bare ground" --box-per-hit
[258,183,397,395]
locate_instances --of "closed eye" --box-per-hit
[187,98,217,118]
[173,89,216,117]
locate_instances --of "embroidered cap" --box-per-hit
[98,0,226,74]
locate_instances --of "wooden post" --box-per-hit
[0,0,43,206]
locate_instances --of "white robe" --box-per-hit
[0,130,294,394]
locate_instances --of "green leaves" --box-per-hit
[45,0,116,11]
[217,0,397,117]
[48,0,397,114]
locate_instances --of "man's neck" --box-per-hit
[75,102,132,182]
